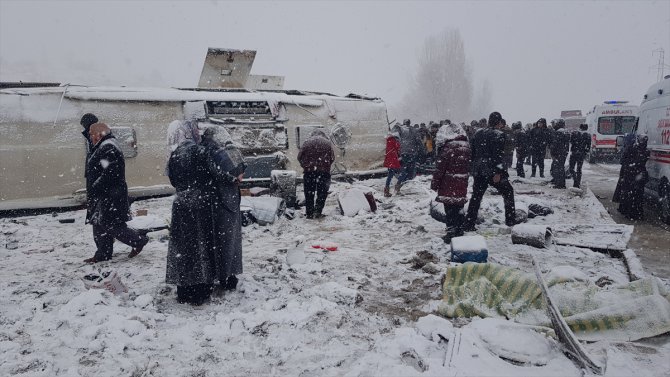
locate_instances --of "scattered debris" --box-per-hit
[595,276,614,287]
[552,224,633,252]
[527,204,553,218]
[58,218,75,223]
[511,224,553,249]
[338,188,376,217]
[240,196,285,225]
[450,235,488,263]
[82,270,128,295]
[531,257,603,375]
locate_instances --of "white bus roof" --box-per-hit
[641,77,670,104]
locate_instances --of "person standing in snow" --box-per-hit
[568,123,591,188]
[613,134,650,220]
[463,112,517,230]
[165,120,216,305]
[383,125,402,197]
[201,126,247,291]
[80,113,98,177]
[431,123,471,242]
[396,119,423,193]
[501,119,515,170]
[512,122,528,177]
[297,129,335,219]
[549,119,570,188]
[84,123,148,263]
[529,118,551,178]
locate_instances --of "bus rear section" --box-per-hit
[585,101,638,162]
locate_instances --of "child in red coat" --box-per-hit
[383,128,402,197]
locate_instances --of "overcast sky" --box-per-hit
[1,0,669,123]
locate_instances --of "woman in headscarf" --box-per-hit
[613,134,650,220]
[201,126,247,291]
[431,123,471,243]
[165,120,216,305]
[165,119,201,175]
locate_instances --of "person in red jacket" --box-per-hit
[297,129,335,219]
[431,123,472,243]
[383,126,402,197]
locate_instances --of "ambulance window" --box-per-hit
[597,116,637,135]
[110,126,138,158]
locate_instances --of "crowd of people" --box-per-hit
[385,111,650,242]
[77,107,650,305]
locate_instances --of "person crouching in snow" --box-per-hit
[383,125,402,197]
[297,129,335,219]
[431,123,471,243]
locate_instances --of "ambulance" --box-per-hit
[635,76,670,224]
[585,101,638,162]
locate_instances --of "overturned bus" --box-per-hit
[0,50,389,212]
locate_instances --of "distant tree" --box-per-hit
[472,79,493,120]
[400,29,473,123]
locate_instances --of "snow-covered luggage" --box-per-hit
[450,235,488,263]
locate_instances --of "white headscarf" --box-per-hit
[167,119,201,151]
[435,123,467,149]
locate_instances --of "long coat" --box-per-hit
[165,140,216,287]
[297,132,335,173]
[202,139,246,282]
[85,134,131,227]
[383,135,401,169]
[613,140,649,219]
[431,135,471,206]
[550,128,571,159]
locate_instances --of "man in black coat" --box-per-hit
[512,122,528,177]
[80,113,98,177]
[549,119,571,188]
[569,123,591,188]
[298,129,335,218]
[84,123,147,263]
[463,112,517,230]
[529,118,551,177]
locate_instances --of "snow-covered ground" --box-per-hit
[1,174,669,376]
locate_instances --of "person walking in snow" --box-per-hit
[165,120,216,305]
[568,123,591,188]
[613,134,650,220]
[201,126,247,291]
[297,129,335,219]
[431,123,471,243]
[383,125,402,197]
[549,119,570,188]
[463,112,517,230]
[529,118,551,178]
[84,123,148,263]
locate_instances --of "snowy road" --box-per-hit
[582,161,670,279]
[1,174,669,376]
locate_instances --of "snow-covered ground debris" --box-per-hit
[0,174,668,376]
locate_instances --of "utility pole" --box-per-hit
[652,48,670,82]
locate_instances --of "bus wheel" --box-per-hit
[660,181,670,225]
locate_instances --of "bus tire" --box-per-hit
[660,180,670,225]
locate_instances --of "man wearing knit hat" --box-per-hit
[463,111,517,231]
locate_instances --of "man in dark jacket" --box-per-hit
[85,123,148,263]
[549,119,571,188]
[80,113,98,177]
[298,129,335,219]
[569,123,591,188]
[463,112,517,230]
[396,119,424,193]
[512,122,528,177]
[530,118,551,177]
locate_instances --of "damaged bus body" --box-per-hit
[0,49,389,212]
